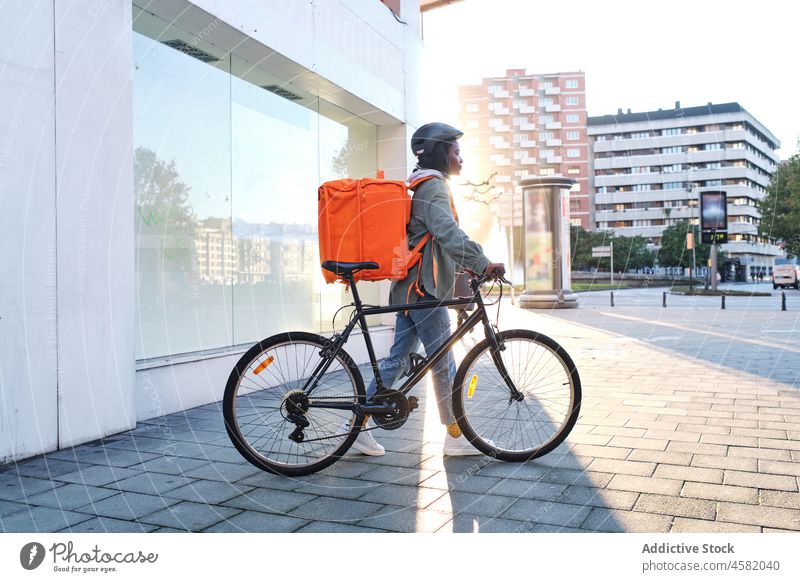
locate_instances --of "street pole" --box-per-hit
[687,230,695,293]
[610,241,614,285]
[509,188,515,305]
[711,241,718,291]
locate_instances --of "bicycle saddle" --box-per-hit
[321,260,379,275]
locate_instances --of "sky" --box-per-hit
[421,0,799,160]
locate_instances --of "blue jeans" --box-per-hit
[367,294,457,425]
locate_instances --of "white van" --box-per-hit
[773,264,800,289]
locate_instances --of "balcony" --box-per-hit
[546,138,562,147]
[495,90,510,98]
[493,141,511,149]
[520,123,536,131]
[521,158,537,165]
[518,88,535,97]
[492,124,511,132]
[545,122,562,130]
[545,104,561,112]
[519,106,536,114]
[545,87,561,95]
[495,175,512,182]
[494,107,510,115]
[520,140,536,148]
[545,156,562,164]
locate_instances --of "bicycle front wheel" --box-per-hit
[223,332,365,477]
[453,329,581,462]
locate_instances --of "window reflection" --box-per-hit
[133,14,379,361]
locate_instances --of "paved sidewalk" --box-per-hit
[2,294,800,533]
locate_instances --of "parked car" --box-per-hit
[773,264,800,289]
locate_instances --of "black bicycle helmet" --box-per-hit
[411,122,464,158]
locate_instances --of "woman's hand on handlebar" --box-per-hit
[484,262,506,281]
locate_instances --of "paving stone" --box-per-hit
[53,465,141,487]
[0,500,29,518]
[724,470,798,492]
[653,464,723,484]
[608,436,668,451]
[163,480,253,504]
[427,491,517,518]
[357,465,437,486]
[79,492,178,521]
[0,506,92,532]
[60,517,159,533]
[759,490,800,510]
[634,493,716,520]
[110,472,195,496]
[204,511,308,532]
[501,499,591,528]
[758,460,800,477]
[682,482,758,504]
[488,479,566,502]
[183,461,262,483]
[758,438,800,451]
[127,456,210,476]
[295,521,384,533]
[567,444,631,460]
[557,486,639,511]
[223,488,318,514]
[606,474,683,496]
[7,458,93,479]
[627,450,692,465]
[289,496,383,522]
[717,502,800,530]
[728,447,793,461]
[139,501,241,531]
[667,441,727,456]
[24,483,119,510]
[690,454,757,472]
[0,473,62,502]
[587,458,655,477]
[357,505,452,533]
[357,483,445,509]
[418,471,499,494]
[454,516,530,533]
[580,508,672,533]
[670,518,760,533]
[292,476,374,500]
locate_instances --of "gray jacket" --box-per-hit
[389,169,490,305]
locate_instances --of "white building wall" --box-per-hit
[0,0,58,463]
[54,0,136,448]
[0,0,136,462]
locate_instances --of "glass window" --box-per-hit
[133,14,378,359]
[567,131,580,140]
[566,114,579,123]
[566,148,580,158]
[465,103,479,113]
[565,96,579,106]
[565,80,579,89]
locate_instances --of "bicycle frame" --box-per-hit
[302,273,519,417]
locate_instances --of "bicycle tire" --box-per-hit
[452,329,581,462]
[223,331,365,477]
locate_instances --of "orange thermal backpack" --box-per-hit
[318,174,443,284]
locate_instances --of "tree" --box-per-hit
[656,220,721,268]
[758,154,800,257]
[611,235,654,272]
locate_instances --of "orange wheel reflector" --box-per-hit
[253,356,274,375]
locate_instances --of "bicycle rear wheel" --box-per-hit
[452,329,581,462]
[223,332,365,476]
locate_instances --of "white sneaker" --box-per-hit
[342,421,385,456]
[443,433,492,457]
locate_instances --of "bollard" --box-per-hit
[662,291,667,308]
[721,295,726,310]
[610,291,614,307]
[782,292,787,312]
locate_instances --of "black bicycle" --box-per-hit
[223,260,581,476]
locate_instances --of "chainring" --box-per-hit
[369,389,411,430]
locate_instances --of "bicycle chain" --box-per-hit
[286,395,382,444]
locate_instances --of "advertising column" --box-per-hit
[518,176,577,309]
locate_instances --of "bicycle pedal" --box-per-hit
[407,396,419,411]
[404,352,426,378]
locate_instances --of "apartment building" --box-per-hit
[588,102,782,278]
[458,69,590,231]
